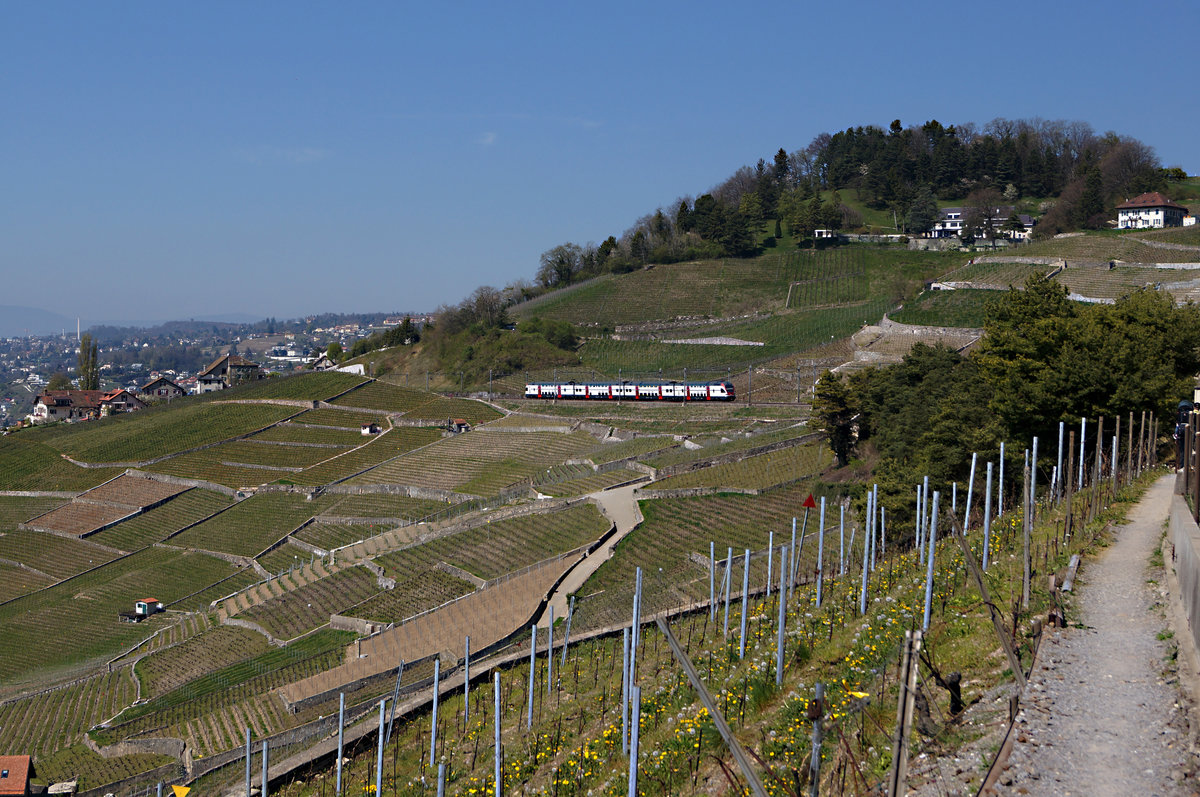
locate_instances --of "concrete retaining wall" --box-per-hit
[1170,487,1200,658]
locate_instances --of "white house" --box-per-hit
[930,206,1034,240]
[1116,192,1188,229]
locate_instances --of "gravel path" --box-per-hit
[991,473,1195,796]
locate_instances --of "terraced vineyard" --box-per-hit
[350,429,600,495]
[148,452,303,488]
[0,530,120,579]
[651,441,830,490]
[1053,264,1181,299]
[173,492,340,558]
[291,521,390,551]
[0,668,136,758]
[343,568,476,624]
[399,395,502,425]
[1137,226,1200,246]
[572,482,832,632]
[0,437,119,491]
[28,402,298,464]
[288,426,444,485]
[292,406,386,428]
[537,467,642,496]
[256,540,317,575]
[250,423,366,446]
[1021,232,1200,263]
[373,502,608,583]
[0,546,242,688]
[938,260,1052,287]
[331,381,430,412]
[643,425,810,470]
[323,492,446,521]
[0,495,67,527]
[135,625,272,698]
[586,435,678,464]
[220,371,367,401]
[104,629,353,756]
[0,563,54,602]
[239,566,381,640]
[87,488,233,551]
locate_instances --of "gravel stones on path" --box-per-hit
[989,473,1197,796]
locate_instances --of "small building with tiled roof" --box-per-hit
[0,755,32,795]
[196,354,262,393]
[140,375,186,401]
[28,389,144,424]
[1116,191,1189,229]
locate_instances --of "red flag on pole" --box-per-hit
[802,493,817,509]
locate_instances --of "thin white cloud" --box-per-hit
[478,131,497,146]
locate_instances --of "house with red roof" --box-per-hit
[0,755,32,795]
[28,389,145,424]
[1116,191,1189,229]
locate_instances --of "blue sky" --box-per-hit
[3,1,1196,324]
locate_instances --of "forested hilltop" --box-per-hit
[528,117,1181,292]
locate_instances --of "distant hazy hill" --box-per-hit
[0,305,76,338]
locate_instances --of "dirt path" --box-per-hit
[991,473,1195,796]
[540,484,642,625]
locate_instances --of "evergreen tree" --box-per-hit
[812,370,858,467]
[77,333,99,390]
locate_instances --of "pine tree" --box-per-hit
[77,333,99,390]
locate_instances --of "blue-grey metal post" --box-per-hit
[723,546,732,637]
[561,596,574,667]
[526,624,536,729]
[547,605,554,693]
[464,636,470,724]
[157,782,162,797]
[859,509,870,615]
[493,673,502,797]
[766,530,774,597]
[776,544,788,686]
[879,502,886,559]
[632,567,643,652]
[839,504,846,576]
[866,488,875,572]
[738,548,750,659]
[1078,417,1086,489]
[999,442,1006,517]
[429,658,440,767]
[791,516,799,592]
[621,627,630,755]
[964,452,977,530]
[816,497,825,607]
[709,541,716,619]
[1027,436,1036,523]
[923,492,940,632]
[627,685,642,796]
[1057,421,1065,502]
[1111,433,1119,490]
[336,694,344,794]
[437,762,446,797]
[374,700,384,792]
[983,463,993,571]
[261,739,269,797]
[245,727,251,797]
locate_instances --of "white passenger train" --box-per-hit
[524,381,736,401]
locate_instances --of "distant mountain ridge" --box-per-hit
[0,305,77,338]
[0,306,265,339]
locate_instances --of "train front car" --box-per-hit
[710,381,736,401]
